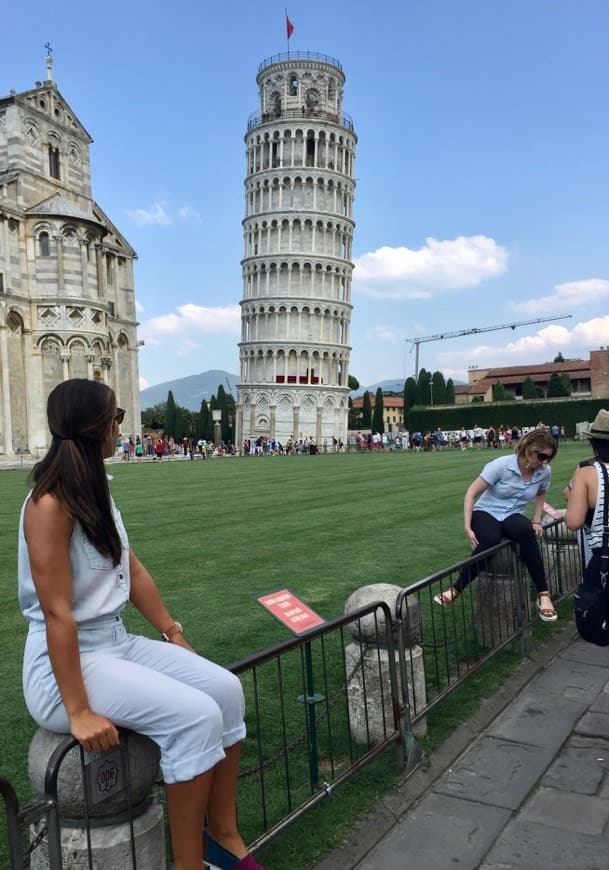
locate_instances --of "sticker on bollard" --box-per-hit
[256,588,325,635]
[86,747,124,805]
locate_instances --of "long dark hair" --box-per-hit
[31,379,122,565]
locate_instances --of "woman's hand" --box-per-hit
[69,710,120,752]
[532,522,543,538]
[465,527,479,548]
[170,633,196,654]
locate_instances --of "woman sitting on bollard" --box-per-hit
[434,429,558,621]
[18,379,262,870]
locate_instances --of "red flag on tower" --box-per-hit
[286,13,295,39]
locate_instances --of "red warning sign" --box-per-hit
[256,588,325,636]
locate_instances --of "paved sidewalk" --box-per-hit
[316,628,609,870]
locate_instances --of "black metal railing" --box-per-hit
[258,53,343,73]
[2,521,582,867]
[247,107,354,132]
[395,518,581,729]
[230,600,401,850]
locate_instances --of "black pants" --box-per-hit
[454,510,548,595]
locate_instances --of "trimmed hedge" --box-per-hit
[408,397,608,436]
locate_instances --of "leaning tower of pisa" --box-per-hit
[236,51,356,448]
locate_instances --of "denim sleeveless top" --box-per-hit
[18,492,131,628]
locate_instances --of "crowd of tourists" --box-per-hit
[116,423,568,460]
[116,434,236,460]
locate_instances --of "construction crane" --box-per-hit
[406,315,573,379]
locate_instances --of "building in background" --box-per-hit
[236,51,356,447]
[0,53,140,457]
[455,350,609,404]
[351,393,405,433]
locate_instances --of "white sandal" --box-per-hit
[536,593,558,622]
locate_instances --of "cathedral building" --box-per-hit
[236,52,356,447]
[0,54,140,457]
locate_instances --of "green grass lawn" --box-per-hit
[0,441,590,867]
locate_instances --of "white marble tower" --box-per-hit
[236,52,356,447]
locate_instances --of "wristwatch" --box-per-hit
[161,621,183,642]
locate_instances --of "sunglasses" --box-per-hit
[535,451,553,463]
[114,408,126,425]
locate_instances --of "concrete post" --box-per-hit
[28,728,166,869]
[343,583,427,743]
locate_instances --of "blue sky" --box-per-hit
[6,1,609,389]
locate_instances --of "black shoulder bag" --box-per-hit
[573,461,609,646]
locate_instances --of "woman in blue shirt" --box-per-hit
[434,429,558,621]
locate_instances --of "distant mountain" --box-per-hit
[141,371,466,410]
[140,370,239,411]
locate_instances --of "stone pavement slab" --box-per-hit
[542,735,609,794]
[560,641,609,667]
[522,786,609,835]
[480,820,609,870]
[591,687,609,715]
[487,691,587,748]
[525,656,609,703]
[576,711,609,740]
[356,793,511,870]
[435,736,555,810]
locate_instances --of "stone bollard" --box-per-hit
[28,728,166,869]
[541,523,581,595]
[473,543,525,644]
[344,583,427,743]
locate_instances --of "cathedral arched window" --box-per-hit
[48,144,61,179]
[39,232,50,257]
[289,73,298,96]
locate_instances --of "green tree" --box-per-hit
[431,371,447,405]
[198,400,209,440]
[362,391,372,427]
[141,402,166,430]
[372,388,384,434]
[174,405,185,440]
[522,376,537,399]
[348,396,357,429]
[417,368,431,406]
[164,390,177,438]
[492,381,507,401]
[446,378,455,404]
[403,377,418,411]
[547,372,571,397]
[207,394,216,441]
[553,352,565,363]
[348,375,360,391]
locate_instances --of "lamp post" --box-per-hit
[212,409,222,446]
[429,375,434,407]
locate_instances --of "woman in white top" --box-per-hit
[19,379,262,870]
[565,409,609,557]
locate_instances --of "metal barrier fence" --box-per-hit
[1,522,582,867]
[395,518,581,730]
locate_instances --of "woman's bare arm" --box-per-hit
[464,477,490,548]
[129,551,195,652]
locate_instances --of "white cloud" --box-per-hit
[353,235,508,299]
[135,300,144,314]
[139,375,150,389]
[511,278,609,316]
[178,205,202,223]
[139,303,241,347]
[365,325,402,343]
[436,314,609,377]
[126,201,172,226]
